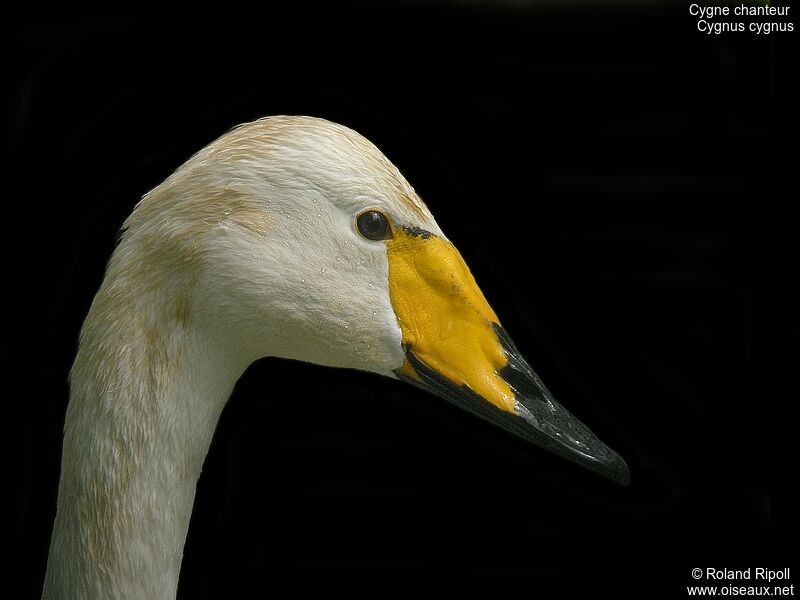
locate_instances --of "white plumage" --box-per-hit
[43,115,628,600]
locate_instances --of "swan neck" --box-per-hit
[43,282,246,600]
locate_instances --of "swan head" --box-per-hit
[121,115,628,484]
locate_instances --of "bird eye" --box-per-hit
[356,210,392,241]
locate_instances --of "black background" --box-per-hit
[10,4,796,597]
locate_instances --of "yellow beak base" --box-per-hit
[385,225,630,485]
[386,226,516,414]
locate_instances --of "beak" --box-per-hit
[395,326,630,485]
[386,226,630,485]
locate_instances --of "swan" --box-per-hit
[42,115,628,599]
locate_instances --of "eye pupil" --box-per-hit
[357,210,391,240]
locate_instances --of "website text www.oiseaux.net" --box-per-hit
[688,569,793,597]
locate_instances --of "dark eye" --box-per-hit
[356,210,392,240]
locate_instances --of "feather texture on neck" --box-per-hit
[43,236,247,600]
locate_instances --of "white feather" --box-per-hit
[43,116,441,600]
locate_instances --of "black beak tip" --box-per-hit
[397,342,632,487]
[602,453,631,487]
